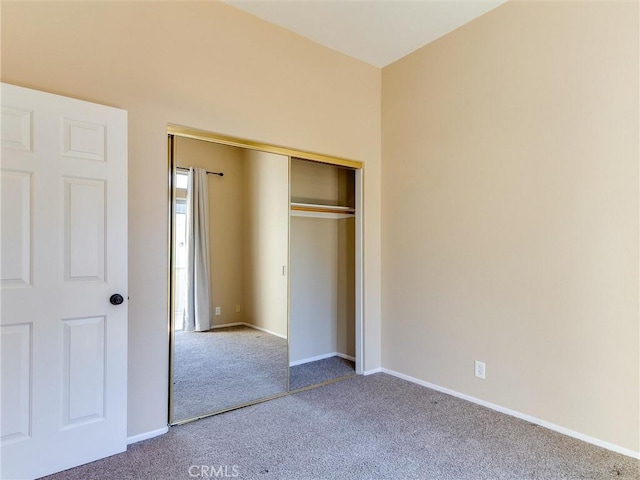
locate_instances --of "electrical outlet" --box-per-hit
[215,307,221,316]
[235,305,241,313]
[475,361,486,379]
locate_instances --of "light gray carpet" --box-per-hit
[46,374,639,480]
[289,356,355,390]
[173,326,288,420]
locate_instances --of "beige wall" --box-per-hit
[243,150,289,337]
[289,216,356,363]
[174,137,245,326]
[382,1,639,452]
[290,217,339,362]
[1,1,382,438]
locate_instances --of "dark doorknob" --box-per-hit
[110,294,124,305]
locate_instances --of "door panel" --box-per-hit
[0,170,31,287]
[62,316,106,426]
[0,83,128,480]
[1,106,32,151]
[0,323,31,444]
[62,118,106,162]
[63,177,106,282]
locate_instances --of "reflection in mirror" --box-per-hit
[289,159,357,390]
[170,136,289,422]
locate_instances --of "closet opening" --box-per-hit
[289,158,359,389]
[167,125,364,425]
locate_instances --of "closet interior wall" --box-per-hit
[289,158,356,365]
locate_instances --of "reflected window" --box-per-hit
[176,171,189,189]
[174,173,188,331]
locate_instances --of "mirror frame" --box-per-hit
[167,124,364,425]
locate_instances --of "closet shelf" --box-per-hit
[290,202,355,219]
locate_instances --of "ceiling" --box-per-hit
[223,1,507,68]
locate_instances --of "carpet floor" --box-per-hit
[289,356,355,391]
[174,326,356,420]
[173,326,288,420]
[46,373,639,480]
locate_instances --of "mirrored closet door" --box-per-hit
[169,135,290,423]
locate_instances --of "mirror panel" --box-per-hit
[170,136,289,422]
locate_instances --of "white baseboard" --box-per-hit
[290,352,355,367]
[382,368,640,460]
[127,426,168,445]
[210,322,287,339]
[244,323,287,339]
[210,322,245,329]
[335,352,356,362]
[363,367,382,375]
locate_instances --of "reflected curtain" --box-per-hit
[185,167,211,332]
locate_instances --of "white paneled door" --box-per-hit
[0,83,128,479]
